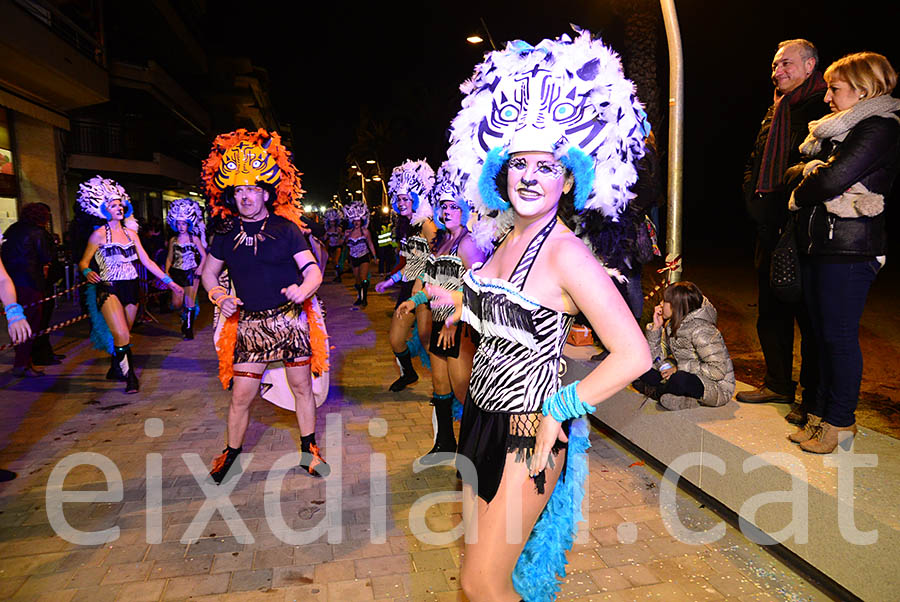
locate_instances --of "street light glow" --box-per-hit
[366,160,376,164]
[467,35,484,44]
[372,175,381,181]
[356,171,363,176]
[382,206,389,213]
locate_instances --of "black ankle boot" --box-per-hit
[180,308,188,337]
[209,446,242,484]
[299,439,330,478]
[389,349,418,391]
[106,354,125,381]
[184,307,194,340]
[115,345,139,394]
[419,394,457,465]
[353,284,363,306]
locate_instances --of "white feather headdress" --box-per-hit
[447,27,649,222]
[166,197,206,245]
[76,175,132,219]
[388,159,435,226]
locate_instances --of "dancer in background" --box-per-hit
[77,176,183,393]
[323,207,344,280]
[165,197,206,340]
[398,160,486,463]
[374,159,436,391]
[432,30,651,601]
[342,200,377,307]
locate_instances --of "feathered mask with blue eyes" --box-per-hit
[431,160,471,230]
[447,27,649,219]
[388,159,435,225]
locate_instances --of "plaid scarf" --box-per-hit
[756,71,826,193]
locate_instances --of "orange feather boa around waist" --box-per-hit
[215,298,329,390]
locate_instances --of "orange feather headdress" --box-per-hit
[201,128,306,228]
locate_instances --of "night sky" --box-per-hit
[207,0,899,246]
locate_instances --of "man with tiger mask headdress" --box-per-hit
[201,129,329,482]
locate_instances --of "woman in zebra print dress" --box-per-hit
[374,159,437,392]
[78,176,183,393]
[398,161,486,464]
[429,31,653,601]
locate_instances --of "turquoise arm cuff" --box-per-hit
[411,291,428,307]
[541,381,595,421]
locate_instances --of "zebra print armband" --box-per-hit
[541,381,595,422]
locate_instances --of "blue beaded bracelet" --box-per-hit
[390,272,403,284]
[4,303,25,323]
[161,275,173,285]
[81,267,93,277]
[541,381,595,422]
[410,291,428,307]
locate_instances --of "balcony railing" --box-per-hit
[14,0,105,67]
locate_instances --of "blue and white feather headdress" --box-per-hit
[447,27,649,221]
[166,197,205,243]
[387,159,435,226]
[343,200,369,227]
[77,175,133,220]
[430,160,471,229]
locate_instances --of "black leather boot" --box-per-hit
[353,284,363,306]
[360,280,369,308]
[184,306,194,340]
[389,349,418,391]
[106,354,125,381]
[419,393,457,465]
[115,344,139,394]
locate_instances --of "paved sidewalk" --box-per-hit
[0,277,831,601]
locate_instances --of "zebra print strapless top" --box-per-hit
[399,231,430,282]
[172,242,198,270]
[347,235,369,258]
[95,225,138,281]
[421,235,465,323]
[462,217,575,413]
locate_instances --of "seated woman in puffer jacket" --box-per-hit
[633,281,736,410]
[785,51,900,454]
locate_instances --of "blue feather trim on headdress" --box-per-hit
[561,148,595,211]
[86,284,115,355]
[512,417,591,601]
[478,147,510,212]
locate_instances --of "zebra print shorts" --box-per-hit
[235,301,311,364]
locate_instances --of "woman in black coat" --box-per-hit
[787,51,900,453]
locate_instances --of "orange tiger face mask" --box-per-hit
[214,140,281,189]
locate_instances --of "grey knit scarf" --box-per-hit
[799,95,900,156]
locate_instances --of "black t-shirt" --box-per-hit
[209,214,310,311]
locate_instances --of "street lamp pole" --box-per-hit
[660,0,684,283]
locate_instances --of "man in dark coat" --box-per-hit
[1,203,55,376]
[738,39,828,423]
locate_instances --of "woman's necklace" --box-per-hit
[233,217,274,255]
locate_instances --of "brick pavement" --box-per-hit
[0,276,832,601]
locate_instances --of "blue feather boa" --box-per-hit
[478,147,510,212]
[452,396,464,421]
[512,417,591,601]
[86,284,114,355]
[560,148,595,211]
[406,322,431,370]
